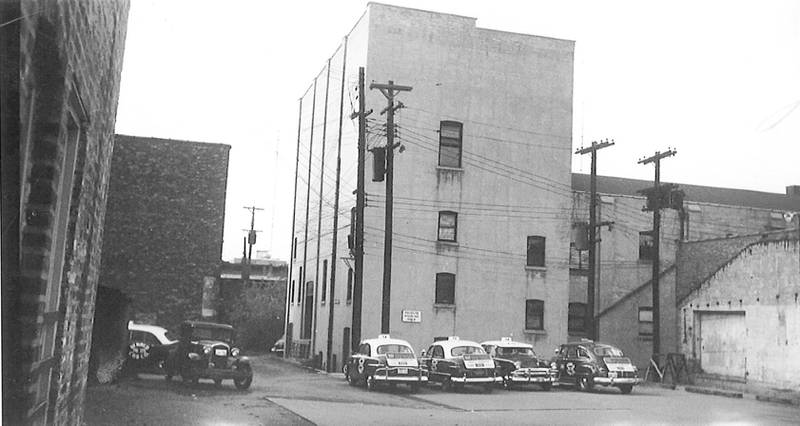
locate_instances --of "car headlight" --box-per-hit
[203,347,211,355]
[550,362,557,370]
[231,348,240,357]
[514,361,521,369]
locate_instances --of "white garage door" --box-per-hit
[698,311,746,378]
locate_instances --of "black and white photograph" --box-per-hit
[1,0,799,424]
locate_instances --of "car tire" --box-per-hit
[577,376,593,392]
[541,382,552,391]
[503,379,512,391]
[346,371,358,387]
[234,366,253,390]
[441,377,452,392]
[619,384,633,394]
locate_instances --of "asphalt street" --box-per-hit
[84,355,800,425]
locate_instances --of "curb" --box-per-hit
[684,385,743,399]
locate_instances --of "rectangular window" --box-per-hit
[321,260,328,303]
[568,302,586,334]
[346,268,353,303]
[639,231,654,261]
[526,236,546,267]
[438,211,457,242]
[638,307,653,336]
[525,299,544,330]
[435,273,455,305]
[293,237,298,258]
[291,280,295,304]
[569,242,588,269]
[438,121,462,167]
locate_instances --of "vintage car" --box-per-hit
[481,337,555,390]
[343,334,428,392]
[420,336,502,392]
[164,321,253,389]
[126,321,177,373]
[552,340,640,394]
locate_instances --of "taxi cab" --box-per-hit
[481,337,555,390]
[343,335,427,392]
[420,336,502,392]
[552,340,640,394]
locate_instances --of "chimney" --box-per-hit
[786,185,800,198]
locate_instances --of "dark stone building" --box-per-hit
[98,135,230,331]
[2,0,130,423]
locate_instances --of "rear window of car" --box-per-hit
[593,346,624,357]
[451,346,486,357]
[497,347,535,357]
[377,344,413,354]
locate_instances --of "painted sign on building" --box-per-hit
[401,310,421,323]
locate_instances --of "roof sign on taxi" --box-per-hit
[378,334,390,339]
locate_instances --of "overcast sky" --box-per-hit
[113,0,800,262]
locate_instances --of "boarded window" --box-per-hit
[527,236,546,267]
[438,211,457,242]
[525,299,544,330]
[439,121,462,167]
[435,273,455,305]
[639,307,653,336]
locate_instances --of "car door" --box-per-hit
[351,343,371,382]
[430,345,446,382]
[420,345,436,381]
[559,346,580,385]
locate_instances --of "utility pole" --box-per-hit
[575,139,614,341]
[370,80,412,335]
[243,206,263,264]
[638,148,677,357]
[350,67,368,351]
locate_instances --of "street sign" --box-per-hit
[401,310,421,323]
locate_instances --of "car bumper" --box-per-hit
[508,375,553,383]
[451,376,503,384]
[593,377,641,385]
[373,375,429,383]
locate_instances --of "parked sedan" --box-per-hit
[343,334,428,392]
[126,321,177,374]
[552,340,640,394]
[481,337,555,390]
[420,336,502,392]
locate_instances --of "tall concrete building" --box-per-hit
[2,0,130,423]
[287,3,574,371]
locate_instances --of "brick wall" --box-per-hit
[98,135,230,332]
[13,0,130,423]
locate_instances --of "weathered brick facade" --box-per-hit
[98,135,230,332]
[6,0,130,423]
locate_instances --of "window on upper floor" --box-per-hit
[346,267,353,303]
[568,302,587,334]
[525,299,544,330]
[435,273,455,305]
[321,259,328,303]
[438,121,462,168]
[639,307,653,336]
[526,236,546,267]
[639,231,654,261]
[438,211,457,242]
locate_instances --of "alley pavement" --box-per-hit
[84,355,800,425]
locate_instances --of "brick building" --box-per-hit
[570,174,800,368]
[2,0,130,423]
[98,135,230,331]
[677,231,799,394]
[288,3,574,371]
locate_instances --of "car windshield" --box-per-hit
[191,327,233,343]
[376,344,413,355]
[497,347,535,357]
[593,345,624,357]
[451,346,486,356]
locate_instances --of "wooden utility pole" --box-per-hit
[370,80,412,334]
[638,148,677,356]
[243,205,263,263]
[350,67,367,351]
[326,37,347,372]
[575,139,614,341]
